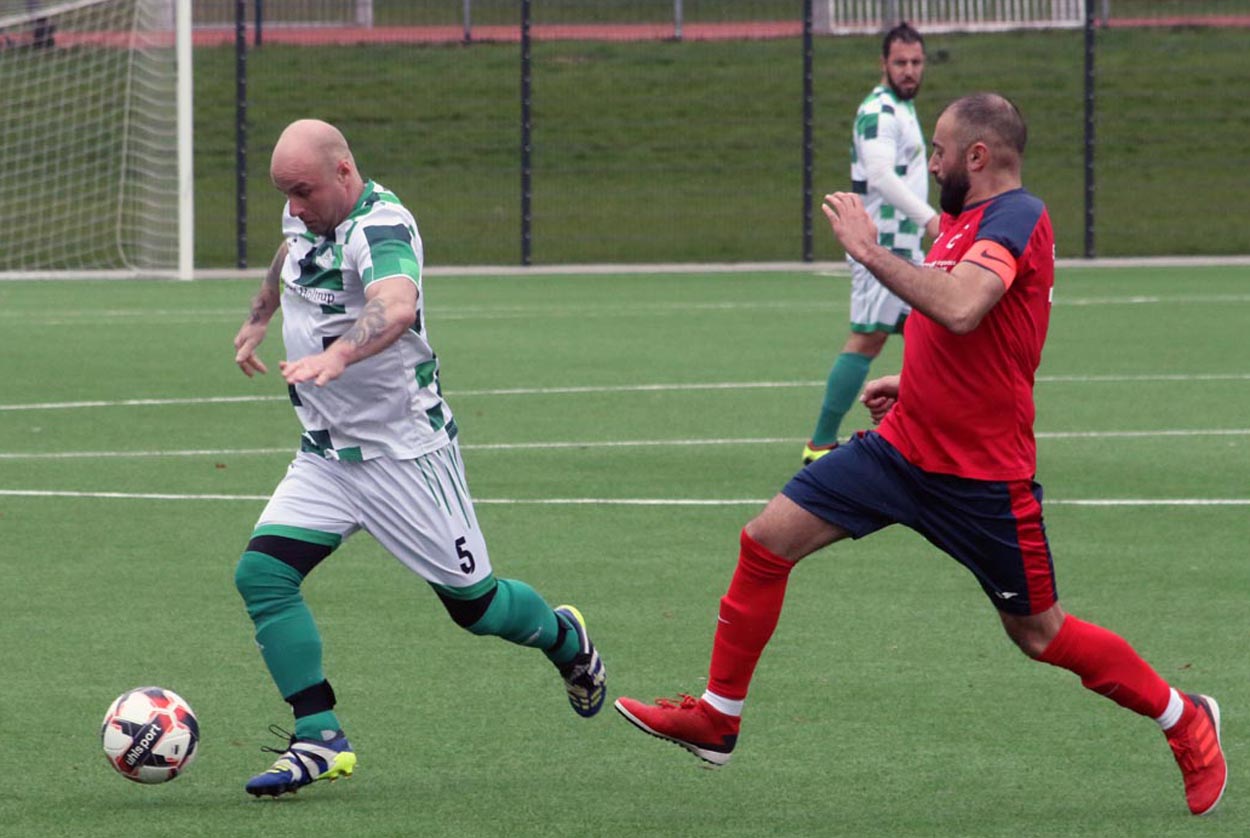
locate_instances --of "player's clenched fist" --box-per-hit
[860,374,900,425]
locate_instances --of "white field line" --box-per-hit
[2,254,1248,282]
[0,395,280,412]
[0,299,850,325]
[0,488,1244,507]
[1,427,1249,462]
[3,288,1249,325]
[3,373,1249,412]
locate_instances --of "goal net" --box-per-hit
[816,0,1085,34]
[0,0,190,276]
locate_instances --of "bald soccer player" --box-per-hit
[231,119,606,797]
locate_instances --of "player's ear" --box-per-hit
[966,140,989,172]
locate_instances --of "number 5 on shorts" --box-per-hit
[455,536,475,574]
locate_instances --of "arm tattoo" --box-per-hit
[248,245,286,324]
[247,295,271,325]
[342,298,391,350]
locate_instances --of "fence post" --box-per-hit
[235,0,248,268]
[520,0,533,266]
[254,0,262,47]
[674,0,683,41]
[802,0,814,262]
[464,0,472,43]
[1083,0,1096,258]
[884,0,899,28]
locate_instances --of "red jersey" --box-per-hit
[877,188,1054,481]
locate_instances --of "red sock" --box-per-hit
[706,530,796,703]
[1037,615,1171,718]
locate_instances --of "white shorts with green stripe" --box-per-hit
[848,260,910,334]
[255,439,493,589]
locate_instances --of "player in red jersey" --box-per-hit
[614,93,1225,815]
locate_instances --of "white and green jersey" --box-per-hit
[278,180,454,461]
[850,84,932,265]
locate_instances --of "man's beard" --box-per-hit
[938,168,971,216]
[888,76,919,101]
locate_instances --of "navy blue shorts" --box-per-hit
[782,431,1057,616]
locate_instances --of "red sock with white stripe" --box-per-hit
[703,530,796,717]
[1037,614,1184,727]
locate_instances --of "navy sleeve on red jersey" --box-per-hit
[975,189,1046,258]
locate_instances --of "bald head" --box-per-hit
[270,119,364,235]
[928,93,1027,215]
[272,119,355,182]
[940,93,1027,165]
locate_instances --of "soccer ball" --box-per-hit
[101,686,200,784]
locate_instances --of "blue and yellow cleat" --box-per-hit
[801,440,839,466]
[245,726,356,797]
[554,605,607,718]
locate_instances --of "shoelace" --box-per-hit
[655,694,700,710]
[259,723,298,756]
[1169,734,1199,772]
[1167,709,1217,774]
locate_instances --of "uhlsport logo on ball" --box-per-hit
[101,687,199,784]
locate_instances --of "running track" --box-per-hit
[47,16,1250,49]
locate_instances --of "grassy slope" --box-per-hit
[191,28,1250,266]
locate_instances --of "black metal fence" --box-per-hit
[196,1,1250,267]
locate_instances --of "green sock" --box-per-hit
[811,351,873,445]
[466,578,580,665]
[294,711,341,742]
[237,551,340,735]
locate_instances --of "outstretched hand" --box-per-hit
[234,321,269,377]
[280,352,347,387]
[822,192,879,261]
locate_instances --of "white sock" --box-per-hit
[1155,688,1184,731]
[701,690,743,718]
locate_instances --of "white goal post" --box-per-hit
[816,0,1085,34]
[0,0,192,278]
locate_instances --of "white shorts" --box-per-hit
[255,440,492,590]
[848,260,910,334]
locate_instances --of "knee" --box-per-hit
[1008,629,1052,660]
[995,610,1065,665]
[234,550,302,618]
[235,533,332,608]
[434,579,499,634]
[845,332,888,358]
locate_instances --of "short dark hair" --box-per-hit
[944,92,1028,156]
[882,22,924,59]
